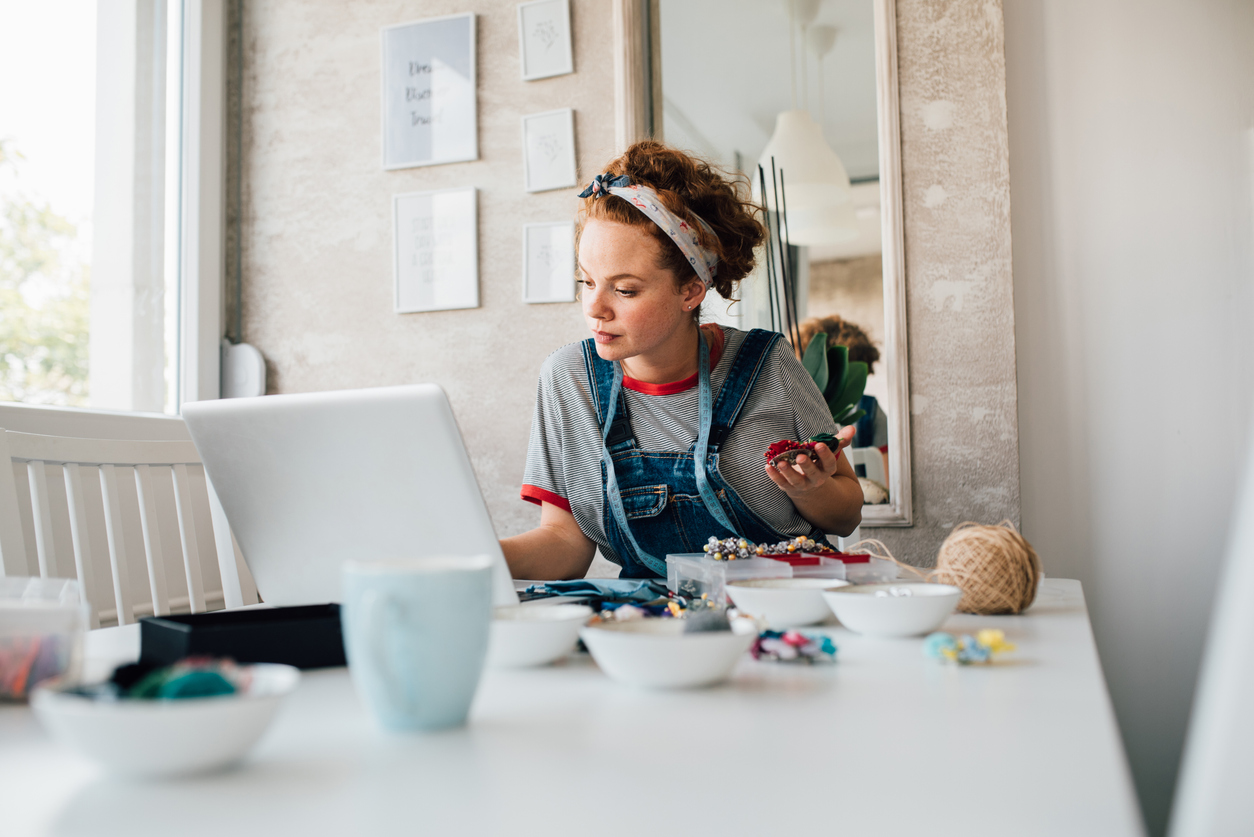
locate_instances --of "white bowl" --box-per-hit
[726,578,851,628]
[32,663,300,778]
[486,604,593,668]
[580,619,756,689]
[822,583,962,637]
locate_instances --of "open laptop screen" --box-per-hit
[182,384,518,607]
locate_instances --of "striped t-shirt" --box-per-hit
[521,325,841,568]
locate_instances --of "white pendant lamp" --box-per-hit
[757,109,852,213]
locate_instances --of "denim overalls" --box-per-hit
[582,328,824,579]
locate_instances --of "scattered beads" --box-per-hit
[922,629,1016,665]
[705,534,840,561]
[751,630,837,664]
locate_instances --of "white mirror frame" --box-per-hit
[612,0,913,527]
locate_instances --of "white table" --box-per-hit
[2,579,1144,837]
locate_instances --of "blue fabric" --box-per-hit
[577,173,633,199]
[522,579,668,603]
[583,328,822,579]
[854,395,878,449]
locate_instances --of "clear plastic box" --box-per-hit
[0,577,87,701]
[666,553,792,605]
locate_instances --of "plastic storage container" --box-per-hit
[666,553,792,605]
[0,577,87,701]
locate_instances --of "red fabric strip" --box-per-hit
[520,484,572,513]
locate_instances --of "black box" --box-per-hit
[138,604,346,670]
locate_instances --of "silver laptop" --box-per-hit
[182,384,519,607]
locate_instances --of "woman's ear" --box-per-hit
[682,280,707,312]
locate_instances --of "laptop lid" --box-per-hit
[182,384,519,607]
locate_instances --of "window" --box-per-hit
[0,0,225,414]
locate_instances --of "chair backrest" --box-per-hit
[0,430,258,628]
[844,445,887,486]
[0,402,192,441]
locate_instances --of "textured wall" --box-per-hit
[866,0,1020,565]
[238,0,612,539]
[236,0,1020,561]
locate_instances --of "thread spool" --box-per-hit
[931,521,1041,615]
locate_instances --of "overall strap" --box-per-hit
[581,339,632,446]
[707,329,784,449]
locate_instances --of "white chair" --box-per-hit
[0,428,258,628]
[844,445,888,487]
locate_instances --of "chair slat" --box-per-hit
[62,463,101,629]
[232,532,259,605]
[26,461,56,578]
[134,464,171,616]
[186,465,224,598]
[98,464,137,625]
[0,433,32,575]
[172,463,207,613]
[207,476,243,609]
[10,461,39,575]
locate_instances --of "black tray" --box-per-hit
[139,604,346,670]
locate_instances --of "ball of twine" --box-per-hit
[931,521,1041,615]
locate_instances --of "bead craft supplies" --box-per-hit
[704,536,756,561]
[0,635,74,701]
[751,630,837,663]
[765,433,840,467]
[931,521,1042,615]
[65,658,249,702]
[922,630,1016,665]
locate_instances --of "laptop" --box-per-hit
[182,384,520,608]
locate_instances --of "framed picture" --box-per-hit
[523,222,576,304]
[393,187,479,313]
[522,108,577,193]
[380,14,477,170]
[517,0,573,81]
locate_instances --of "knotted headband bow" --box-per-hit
[578,174,720,289]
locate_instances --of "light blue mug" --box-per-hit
[341,555,494,731]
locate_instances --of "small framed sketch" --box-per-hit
[522,108,577,193]
[517,0,573,81]
[380,14,477,170]
[523,222,576,303]
[393,187,479,313]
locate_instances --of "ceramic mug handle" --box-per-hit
[359,588,409,712]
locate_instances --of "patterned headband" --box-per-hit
[578,174,719,288]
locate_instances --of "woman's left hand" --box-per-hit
[765,426,856,498]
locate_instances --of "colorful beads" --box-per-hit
[923,630,1016,665]
[751,630,837,664]
[704,534,839,560]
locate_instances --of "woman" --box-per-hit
[501,142,863,580]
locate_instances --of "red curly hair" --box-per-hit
[576,141,765,302]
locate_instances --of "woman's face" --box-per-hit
[578,219,705,365]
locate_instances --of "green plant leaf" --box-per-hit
[801,333,828,395]
[827,360,868,424]
[825,344,848,400]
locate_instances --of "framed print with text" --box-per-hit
[381,14,477,170]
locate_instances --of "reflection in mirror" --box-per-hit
[657,0,906,519]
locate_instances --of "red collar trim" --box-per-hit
[622,325,725,395]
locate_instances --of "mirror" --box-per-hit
[616,0,911,526]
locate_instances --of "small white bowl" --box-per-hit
[580,619,756,689]
[486,604,593,668]
[32,663,300,778]
[726,578,851,628]
[822,583,962,638]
